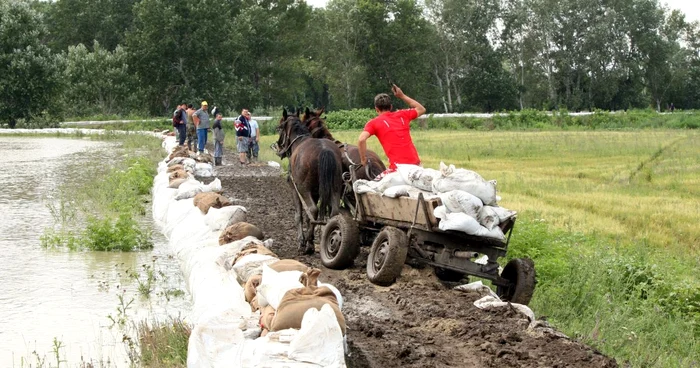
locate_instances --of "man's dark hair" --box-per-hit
[187,104,193,109]
[374,93,392,112]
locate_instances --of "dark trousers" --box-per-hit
[176,124,186,145]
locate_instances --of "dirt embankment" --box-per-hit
[210,149,617,368]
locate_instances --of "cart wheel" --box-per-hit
[434,267,466,282]
[366,227,408,286]
[320,213,360,269]
[497,258,536,305]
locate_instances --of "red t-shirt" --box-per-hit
[364,109,420,170]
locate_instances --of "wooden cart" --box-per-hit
[319,177,536,305]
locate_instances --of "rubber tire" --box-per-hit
[366,227,408,286]
[497,258,536,305]
[434,267,466,282]
[320,213,360,269]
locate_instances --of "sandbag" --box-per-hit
[256,264,305,310]
[352,180,375,194]
[436,208,505,240]
[204,178,222,193]
[287,304,346,367]
[245,274,262,303]
[168,145,191,161]
[270,269,346,334]
[167,164,184,173]
[193,192,232,215]
[382,185,412,198]
[268,259,309,273]
[232,243,277,265]
[477,205,499,230]
[440,190,483,218]
[204,205,247,232]
[169,169,189,182]
[396,164,440,192]
[433,162,498,206]
[195,152,215,164]
[167,157,186,167]
[231,253,279,284]
[195,162,214,177]
[219,222,264,245]
[260,305,276,332]
[175,187,202,200]
[168,178,188,189]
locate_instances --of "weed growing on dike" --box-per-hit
[40,134,161,252]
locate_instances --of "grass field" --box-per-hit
[255,129,699,367]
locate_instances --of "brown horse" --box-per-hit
[275,109,343,254]
[302,107,386,181]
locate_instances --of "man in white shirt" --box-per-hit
[246,111,260,162]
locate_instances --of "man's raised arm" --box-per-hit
[392,84,426,116]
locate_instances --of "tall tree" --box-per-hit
[0,1,60,128]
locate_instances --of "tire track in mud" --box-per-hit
[208,148,617,368]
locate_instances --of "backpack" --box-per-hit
[172,109,182,126]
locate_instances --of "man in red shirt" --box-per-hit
[358,84,426,179]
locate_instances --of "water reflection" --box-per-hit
[0,137,189,366]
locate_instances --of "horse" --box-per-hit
[274,109,344,254]
[302,107,387,181]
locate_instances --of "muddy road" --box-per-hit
[210,149,616,368]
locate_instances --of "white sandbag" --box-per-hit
[491,206,517,223]
[437,211,505,240]
[353,180,376,194]
[217,237,268,270]
[195,162,214,177]
[257,265,304,310]
[187,314,253,368]
[168,157,187,167]
[473,295,535,327]
[317,282,343,310]
[382,185,412,198]
[244,330,324,368]
[370,172,406,192]
[439,190,483,218]
[176,187,203,201]
[433,162,498,206]
[396,164,440,192]
[454,281,500,299]
[288,304,346,367]
[204,178,222,193]
[268,161,281,168]
[204,206,247,232]
[477,206,499,230]
[231,254,279,284]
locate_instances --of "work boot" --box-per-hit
[214,157,222,166]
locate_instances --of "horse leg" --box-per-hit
[301,193,318,255]
[288,179,306,251]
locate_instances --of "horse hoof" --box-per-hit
[302,245,315,255]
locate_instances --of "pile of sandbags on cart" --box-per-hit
[152,134,347,368]
[353,162,516,241]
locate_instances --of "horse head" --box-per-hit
[303,107,333,140]
[275,108,309,158]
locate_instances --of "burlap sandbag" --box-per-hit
[167,164,184,173]
[168,178,188,189]
[268,259,310,273]
[260,305,276,330]
[233,244,277,265]
[193,192,232,215]
[245,274,262,303]
[194,152,214,164]
[219,222,264,245]
[169,169,189,182]
[270,269,346,334]
[168,145,190,161]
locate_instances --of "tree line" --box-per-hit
[1,0,699,128]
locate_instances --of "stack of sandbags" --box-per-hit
[152,137,347,367]
[193,192,232,214]
[432,162,498,206]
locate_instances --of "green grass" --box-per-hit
[321,128,699,367]
[137,319,190,367]
[40,134,162,251]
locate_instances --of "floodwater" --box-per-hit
[0,137,189,367]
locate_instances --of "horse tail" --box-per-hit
[318,149,341,220]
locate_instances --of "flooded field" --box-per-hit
[0,137,189,367]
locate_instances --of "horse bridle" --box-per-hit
[273,117,309,157]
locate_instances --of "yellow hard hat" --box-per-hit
[201,101,208,106]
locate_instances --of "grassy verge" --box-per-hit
[136,319,190,367]
[322,129,698,367]
[40,133,163,251]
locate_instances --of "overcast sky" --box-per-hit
[305,0,699,22]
